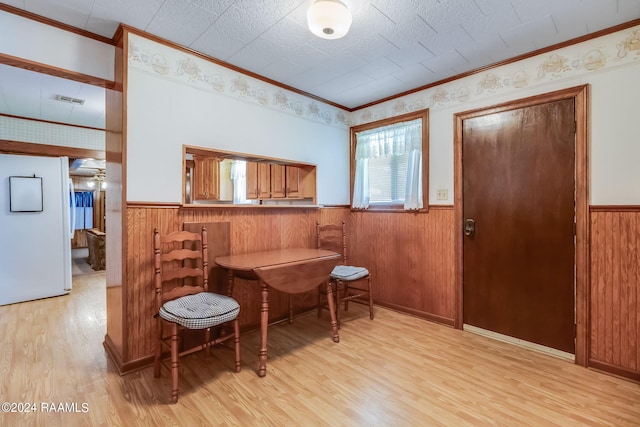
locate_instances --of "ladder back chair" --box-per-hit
[153,227,241,403]
[316,221,374,326]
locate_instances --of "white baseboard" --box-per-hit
[463,324,575,362]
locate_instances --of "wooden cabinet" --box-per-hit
[270,164,286,198]
[247,163,304,200]
[257,163,270,199]
[193,156,220,200]
[185,147,316,205]
[86,228,106,271]
[285,165,300,198]
[246,161,258,199]
[246,161,271,199]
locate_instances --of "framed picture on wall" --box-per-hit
[9,176,43,212]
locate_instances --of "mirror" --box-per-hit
[183,146,317,207]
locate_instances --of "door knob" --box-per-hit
[464,218,476,237]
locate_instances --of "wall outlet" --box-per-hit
[436,188,448,200]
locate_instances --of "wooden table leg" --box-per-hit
[220,271,236,339]
[325,281,340,343]
[258,281,269,377]
[288,295,294,323]
[227,271,235,296]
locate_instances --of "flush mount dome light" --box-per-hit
[307,0,352,40]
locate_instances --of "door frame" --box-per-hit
[453,85,590,366]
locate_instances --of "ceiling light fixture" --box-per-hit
[307,0,352,40]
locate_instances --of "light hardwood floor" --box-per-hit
[1,273,639,426]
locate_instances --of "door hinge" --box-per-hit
[573,222,577,236]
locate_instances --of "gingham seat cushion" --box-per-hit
[331,265,369,281]
[159,292,240,329]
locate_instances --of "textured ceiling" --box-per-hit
[1,0,640,127]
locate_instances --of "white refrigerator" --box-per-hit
[0,154,73,305]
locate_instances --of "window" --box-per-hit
[350,110,428,211]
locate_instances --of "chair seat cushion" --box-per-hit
[331,265,369,281]
[159,292,240,329]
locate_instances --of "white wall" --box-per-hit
[126,34,349,205]
[0,10,114,81]
[589,66,640,204]
[353,24,640,206]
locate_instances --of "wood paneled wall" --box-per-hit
[350,207,456,324]
[124,206,344,363]
[590,208,640,379]
[111,204,640,381]
[117,205,456,367]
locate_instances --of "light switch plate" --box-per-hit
[436,189,448,200]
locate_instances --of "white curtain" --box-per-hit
[353,119,422,210]
[230,160,247,204]
[404,149,423,210]
[352,158,369,209]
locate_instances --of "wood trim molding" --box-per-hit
[375,301,455,327]
[353,19,640,111]
[123,202,453,210]
[102,335,124,374]
[119,24,350,112]
[0,52,114,90]
[349,109,430,213]
[127,201,182,208]
[103,27,127,366]
[574,85,590,368]
[589,360,640,383]
[1,113,105,132]
[590,205,640,212]
[0,3,114,45]
[453,85,590,367]
[0,139,104,159]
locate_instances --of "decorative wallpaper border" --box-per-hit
[128,25,640,129]
[353,25,640,125]
[128,33,351,129]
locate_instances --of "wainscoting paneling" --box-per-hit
[590,208,640,378]
[124,206,345,362]
[350,207,456,324]
[119,206,455,365]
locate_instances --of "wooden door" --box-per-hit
[462,99,576,353]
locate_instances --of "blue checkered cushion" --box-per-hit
[159,292,240,329]
[331,265,369,281]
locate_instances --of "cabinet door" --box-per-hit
[193,156,219,200]
[257,163,271,198]
[285,165,300,198]
[271,164,286,198]
[247,162,272,199]
[246,161,259,199]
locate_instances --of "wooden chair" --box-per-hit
[153,227,240,403]
[316,221,374,325]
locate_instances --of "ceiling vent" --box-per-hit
[55,94,85,105]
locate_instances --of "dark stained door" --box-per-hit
[462,99,576,353]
